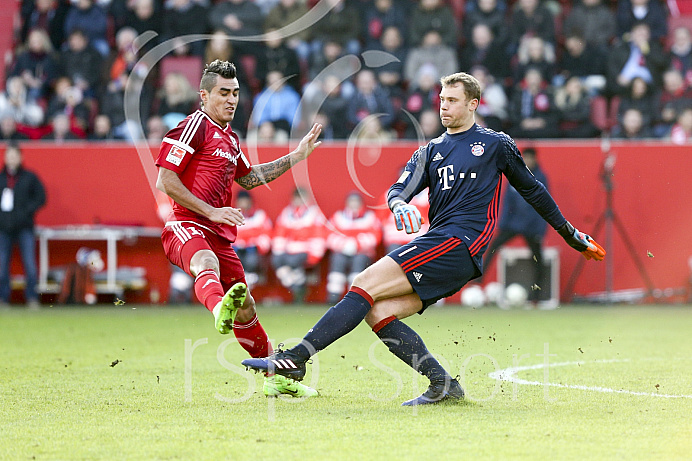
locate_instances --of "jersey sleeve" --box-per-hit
[498,134,567,230]
[155,113,206,174]
[386,144,430,210]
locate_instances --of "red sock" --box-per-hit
[194,269,224,312]
[234,315,273,358]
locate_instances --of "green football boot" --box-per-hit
[212,282,246,334]
[263,374,319,398]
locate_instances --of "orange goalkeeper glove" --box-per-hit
[557,222,606,261]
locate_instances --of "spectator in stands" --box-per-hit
[20,0,69,51]
[670,26,692,86]
[162,0,209,57]
[124,0,163,52]
[313,75,350,139]
[373,26,407,107]
[156,72,198,129]
[208,0,263,57]
[247,120,290,142]
[611,107,653,138]
[362,0,409,49]
[251,70,301,134]
[325,192,381,304]
[404,30,458,85]
[233,191,272,290]
[513,35,556,85]
[61,29,103,98]
[310,0,361,58]
[606,21,669,96]
[481,147,548,302]
[0,117,30,141]
[9,29,60,102]
[264,0,311,62]
[0,144,46,309]
[46,77,90,136]
[408,0,456,48]
[308,40,350,81]
[656,68,692,136]
[463,0,508,47]
[272,187,327,303]
[556,33,607,93]
[204,31,250,89]
[563,0,616,54]
[63,0,109,56]
[347,69,395,132]
[88,114,114,140]
[459,23,510,81]
[508,67,560,139]
[403,64,441,135]
[405,107,442,139]
[354,116,395,142]
[555,76,600,138]
[509,0,556,54]
[256,29,302,93]
[470,65,507,131]
[616,0,668,41]
[42,113,81,141]
[0,77,44,128]
[669,107,692,144]
[146,115,167,142]
[100,27,152,141]
[417,109,443,138]
[617,76,657,128]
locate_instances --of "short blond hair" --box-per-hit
[440,72,481,103]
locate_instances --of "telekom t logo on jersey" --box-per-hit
[437,165,477,190]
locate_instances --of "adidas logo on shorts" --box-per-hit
[413,272,423,282]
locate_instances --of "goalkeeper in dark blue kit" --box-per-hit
[243,72,606,405]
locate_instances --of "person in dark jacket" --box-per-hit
[0,144,46,308]
[481,147,548,301]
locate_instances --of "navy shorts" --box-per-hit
[387,229,481,310]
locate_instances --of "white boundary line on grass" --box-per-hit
[488,359,692,399]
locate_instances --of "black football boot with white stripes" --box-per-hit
[242,349,307,381]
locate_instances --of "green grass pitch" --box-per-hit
[1,304,691,460]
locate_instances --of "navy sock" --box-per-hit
[291,287,373,360]
[373,316,450,384]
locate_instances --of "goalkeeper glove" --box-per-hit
[557,222,606,261]
[392,202,423,234]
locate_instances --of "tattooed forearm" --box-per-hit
[235,154,295,190]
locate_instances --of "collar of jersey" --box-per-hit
[200,109,230,132]
[444,123,477,139]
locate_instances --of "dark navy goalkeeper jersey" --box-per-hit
[387,123,567,270]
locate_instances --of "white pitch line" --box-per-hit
[488,359,692,399]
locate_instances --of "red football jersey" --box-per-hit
[155,110,252,242]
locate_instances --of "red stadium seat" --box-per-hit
[590,96,609,132]
[608,96,621,130]
[159,56,204,90]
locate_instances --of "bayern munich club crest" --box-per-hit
[470,141,485,156]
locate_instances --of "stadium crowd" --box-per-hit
[2,0,692,143]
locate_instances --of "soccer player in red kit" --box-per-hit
[155,60,322,397]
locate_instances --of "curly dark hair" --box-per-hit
[200,59,237,93]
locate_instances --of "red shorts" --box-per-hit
[161,221,245,291]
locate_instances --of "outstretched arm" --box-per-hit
[236,123,322,190]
